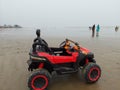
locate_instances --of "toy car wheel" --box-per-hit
[83,63,101,83]
[28,69,51,90]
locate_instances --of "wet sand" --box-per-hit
[0,29,120,90]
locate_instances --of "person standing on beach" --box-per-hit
[92,24,95,37]
[96,24,100,37]
[115,26,119,32]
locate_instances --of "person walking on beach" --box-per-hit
[96,24,100,37]
[92,24,95,37]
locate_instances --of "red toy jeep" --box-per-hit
[27,30,101,90]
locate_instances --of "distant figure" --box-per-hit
[89,26,92,30]
[115,26,119,32]
[96,24,100,37]
[92,24,95,37]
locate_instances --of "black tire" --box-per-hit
[28,69,51,90]
[83,63,101,83]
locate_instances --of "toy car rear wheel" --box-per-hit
[83,63,101,83]
[28,69,51,90]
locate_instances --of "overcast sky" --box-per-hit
[0,0,120,27]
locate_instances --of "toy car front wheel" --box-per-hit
[28,69,51,90]
[83,63,101,83]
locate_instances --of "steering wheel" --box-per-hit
[59,38,70,48]
[59,41,66,48]
[59,39,80,51]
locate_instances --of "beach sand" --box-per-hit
[0,29,120,90]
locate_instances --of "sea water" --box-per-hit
[0,26,120,39]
